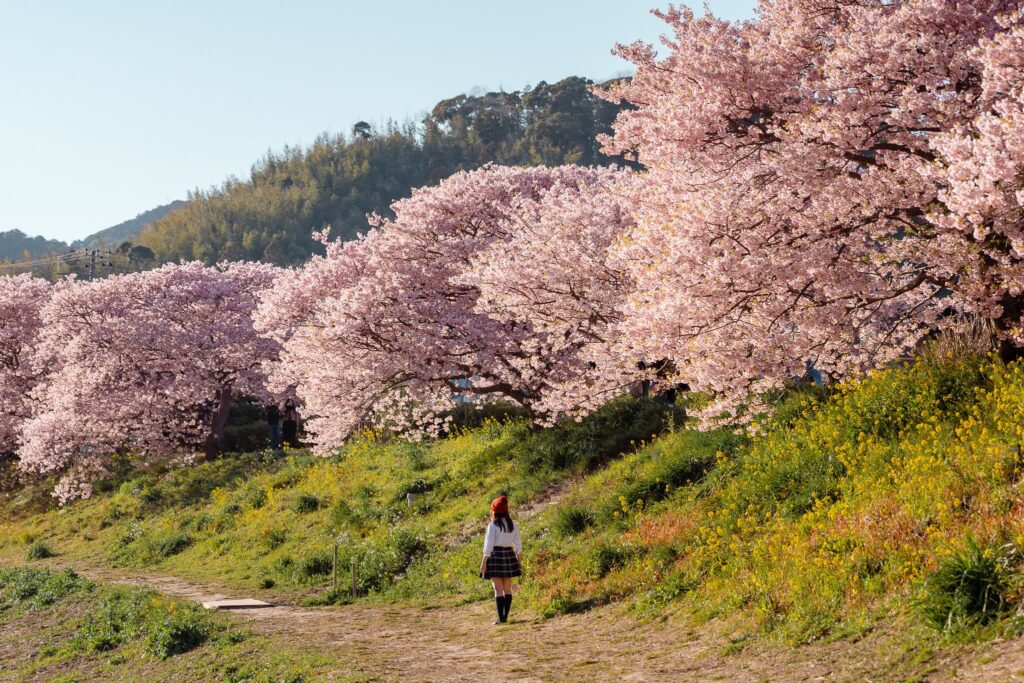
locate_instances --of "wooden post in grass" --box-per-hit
[333,541,339,593]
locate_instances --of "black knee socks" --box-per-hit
[495,593,514,622]
[502,594,512,622]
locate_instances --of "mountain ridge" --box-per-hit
[0,200,184,262]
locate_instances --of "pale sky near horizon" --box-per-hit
[0,1,756,242]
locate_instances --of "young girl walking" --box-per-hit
[479,495,522,624]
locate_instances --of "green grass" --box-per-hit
[519,353,1024,643]
[7,352,1024,649]
[0,396,684,608]
[919,538,1020,634]
[0,567,337,681]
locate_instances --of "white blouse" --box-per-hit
[483,520,522,557]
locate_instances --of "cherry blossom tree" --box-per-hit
[934,15,1024,305]
[257,164,642,449]
[600,0,1024,420]
[0,274,51,456]
[19,262,280,501]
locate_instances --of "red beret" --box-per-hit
[491,495,508,515]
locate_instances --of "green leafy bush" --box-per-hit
[523,397,681,472]
[224,422,269,454]
[297,551,332,579]
[145,605,213,658]
[389,528,428,572]
[333,528,432,595]
[70,587,216,659]
[294,493,322,513]
[262,528,287,550]
[586,543,630,580]
[920,539,1017,633]
[554,506,595,536]
[26,540,55,560]
[0,568,89,612]
[151,532,192,559]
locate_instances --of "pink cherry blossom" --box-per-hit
[19,262,280,501]
[257,165,643,449]
[601,1,1024,421]
[0,274,51,456]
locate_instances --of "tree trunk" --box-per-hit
[204,386,233,459]
[997,293,1024,363]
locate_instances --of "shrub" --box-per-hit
[99,506,127,529]
[26,541,55,560]
[139,485,163,505]
[389,529,428,573]
[262,528,287,550]
[446,401,528,431]
[224,422,269,453]
[0,568,89,612]
[554,506,595,536]
[271,469,302,490]
[245,487,268,510]
[273,556,294,575]
[634,571,699,612]
[179,513,212,534]
[523,396,683,472]
[586,543,630,579]
[344,529,430,594]
[151,532,192,558]
[145,605,213,658]
[294,493,322,513]
[70,588,215,659]
[920,539,1017,633]
[393,477,436,503]
[356,546,395,593]
[614,450,717,515]
[118,522,144,546]
[329,499,355,528]
[298,551,333,579]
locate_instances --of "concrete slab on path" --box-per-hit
[201,598,274,610]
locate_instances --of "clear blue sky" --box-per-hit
[0,1,755,242]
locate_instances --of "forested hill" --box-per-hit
[74,200,186,248]
[0,201,182,266]
[0,230,69,261]
[137,76,630,265]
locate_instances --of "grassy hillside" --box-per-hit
[0,567,334,682]
[5,350,1024,651]
[0,398,680,602]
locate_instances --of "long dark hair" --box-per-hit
[493,511,514,533]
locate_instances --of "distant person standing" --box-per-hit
[265,403,281,450]
[282,399,300,448]
[479,495,522,624]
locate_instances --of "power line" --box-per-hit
[0,251,92,270]
[0,246,159,280]
[0,248,144,272]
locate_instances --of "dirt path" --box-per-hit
[16,561,1024,682]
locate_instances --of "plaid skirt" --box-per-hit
[481,546,522,579]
